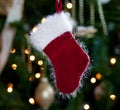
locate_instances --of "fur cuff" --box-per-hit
[30,11,74,51]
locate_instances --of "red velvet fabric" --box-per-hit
[44,32,90,94]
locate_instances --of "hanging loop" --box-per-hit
[55,0,62,13]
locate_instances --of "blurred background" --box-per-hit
[0,0,120,110]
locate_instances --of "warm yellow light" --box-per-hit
[38,60,43,66]
[35,73,41,79]
[11,64,17,70]
[96,73,102,80]
[66,2,73,9]
[110,58,116,65]
[29,76,34,82]
[90,77,96,84]
[24,49,30,54]
[41,67,44,70]
[10,48,16,53]
[110,94,117,100]
[41,18,46,23]
[29,98,35,105]
[83,104,90,110]
[7,83,13,93]
[32,26,37,32]
[29,55,35,61]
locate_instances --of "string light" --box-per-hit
[66,2,73,9]
[83,104,90,110]
[41,18,46,23]
[7,83,13,93]
[96,73,102,80]
[110,57,116,65]
[24,49,30,54]
[10,48,16,53]
[11,64,17,70]
[7,87,13,93]
[90,77,96,83]
[41,67,44,70]
[29,55,35,61]
[35,73,41,79]
[29,98,35,105]
[32,26,37,32]
[110,94,117,100]
[38,60,43,66]
[29,76,34,82]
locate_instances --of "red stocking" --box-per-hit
[29,0,90,95]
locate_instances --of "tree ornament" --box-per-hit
[76,0,97,37]
[34,77,55,110]
[76,0,108,37]
[30,0,90,96]
[97,0,108,36]
[94,82,107,101]
[76,26,97,37]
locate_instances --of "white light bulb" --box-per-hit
[35,73,41,79]
[83,104,90,110]
[90,77,96,84]
[110,94,117,100]
[38,60,43,65]
[32,26,37,32]
[29,55,35,61]
[66,2,73,9]
[29,98,35,105]
[110,57,116,65]
[41,18,46,23]
[7,87,13,93]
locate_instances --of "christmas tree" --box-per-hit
[0,0,120,110]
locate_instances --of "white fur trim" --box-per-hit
[30,11,74,51]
